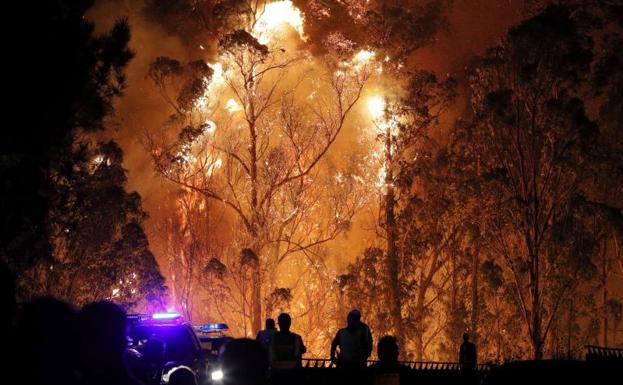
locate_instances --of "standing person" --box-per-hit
[459,333,477,370]
[330,309,373,369]
[271,313,306,369]
[256,318,276,347]
[76,301,142,385]
[14,297,79,385]
[368,336,411,385]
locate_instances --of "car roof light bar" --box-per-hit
[197,323,229,332]
[152,312,182,320]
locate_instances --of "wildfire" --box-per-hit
[367,95,385,119]
[208,157,223,176]
[210,62,224,83]
[350,49,382,74]
[224,98,241,113]
[195,63,228,110]
[253,1,306,44]
[354,49,375,64]
[205,120,217,135]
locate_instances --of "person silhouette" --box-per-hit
[369,336,411,385]
[256,318,276,362]
[271,313,306,369]
[331,309,373,369]
[76,301,142,385]
[219,338,269,385]
[256,319,276,347]
[459,333,477,371]
[167,366,197,385]
[14,297,78,385]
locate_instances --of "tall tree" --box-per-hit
[21,141,167,311]
[148,25,371,333]
[458,5,611,359]
[2,0,134,299]
[367,70,455,356]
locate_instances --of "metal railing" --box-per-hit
[585,345,623,361]
[301,358,493,371]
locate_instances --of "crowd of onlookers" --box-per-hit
[1,263,477,385]
[256,309,476,371]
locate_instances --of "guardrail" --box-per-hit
[585,345,623,361]
[301,358,493,371]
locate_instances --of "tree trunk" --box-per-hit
[451,252,458,359]
[549,314,559,358]
[384,129,403,343]
[531,284,544,359]
[495,299,502,362]
[602,238,608,347]
[247,95,263,335]
[415,329,424,361]
[414,295,426,360]
[531,306,544,360]
[251,263,262,335]
[567,300,573,359]
[530,245,543,360]
[470,244,480,342]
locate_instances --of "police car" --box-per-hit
[193,323,232,362]
[193,323,233,382]
[127,312,206,383]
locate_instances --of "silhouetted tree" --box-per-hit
[19,141,167,310]
[2,0,135,300]
[456,4,620,359]
[2,2,167,309]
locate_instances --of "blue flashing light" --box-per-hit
[197,323,229,332]
[152,312,182,320]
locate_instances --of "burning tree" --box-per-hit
[344,71,456,359]
[159,189,226,321]
[148,7,372,333]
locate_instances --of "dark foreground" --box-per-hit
[269,358,620,385]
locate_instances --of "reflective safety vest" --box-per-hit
[271,331,305,369]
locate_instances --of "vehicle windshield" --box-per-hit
[130,325,200,363]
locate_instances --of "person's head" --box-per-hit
[277,313,291,332]
[463,333,470,342]
[265,318,275,330]
[77,301,128,372]
[347,309,362,328]
[377,336,399,363]
[14,297,77,385]
[219,338,269,385]
[168,366,197,385]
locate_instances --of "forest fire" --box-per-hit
[253,0,306,43]
[3,1,623,376]
[367,95,385,120]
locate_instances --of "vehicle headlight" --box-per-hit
[211,369,224,381]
